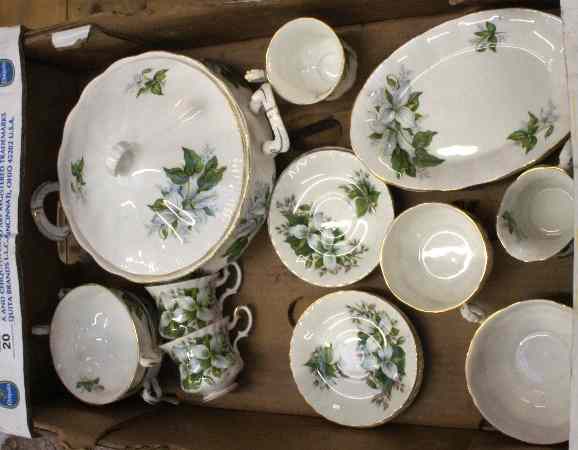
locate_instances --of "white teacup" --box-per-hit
[497,166,573,262]
[380,203,491,316]
[146,262,242,340]
[160,305,253,402]
[246,17,357,105]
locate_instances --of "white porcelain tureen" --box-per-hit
[31,51,289,283]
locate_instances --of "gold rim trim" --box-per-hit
[496,165,574,263]
[288,290,424,428]
[51,284,144,404]
[380,202,492,314]
[58,51,253,284]
[267,146,395,288]
[349,7,568,192]
[265,17,346,105]
[465,299,572,445]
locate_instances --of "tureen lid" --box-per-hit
[58,52,250,282]
[50,285,141,405]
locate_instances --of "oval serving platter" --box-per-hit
[350,9,569,191]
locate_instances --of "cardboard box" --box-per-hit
[17,1,571,448]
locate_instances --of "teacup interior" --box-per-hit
[466,300,571,444]
[381,203,488,312]
[267,18,344,104]
[498,167,573,261]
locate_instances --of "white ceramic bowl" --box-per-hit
[466,300,571,444]
[268,147,394,287]
[290,290,423,427]
[380,203,491,313]
[497,166,573,262]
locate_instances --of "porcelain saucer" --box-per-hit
[290,290,423,427]
[268,147,394,287]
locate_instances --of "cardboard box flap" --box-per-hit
[23,25,143,69]
[33,397,153,449]
[26,0,465,53]
[99,404,479,450]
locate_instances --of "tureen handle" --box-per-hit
[249,83,290,156]
[30,182,70,241]
[228,305,253,353]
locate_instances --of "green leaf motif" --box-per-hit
[413,147,444,168]
[472,21,502,53]
[501,211,527,241]
[391,147,415,178]
[76,377,104,393]
[338,170,381,218]
[183,147,204,175]
[507,107,556,154]
[163,167,189,185]
[134,68,169,97]
[70,157,86,197]
[406,92,422,112]
[412,130,437,149]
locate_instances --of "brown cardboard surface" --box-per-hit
[33,398,152,449]
[0,0,67,28]
[99,404,480,450]
[15,1,572,449]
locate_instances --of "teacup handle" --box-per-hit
[248,83,290,156]
[30,182,71,241]
[139,350,163,368]
[141,365,179,406]
[459,302,487,324]
[215,262,243,309]
[228,305,253,352]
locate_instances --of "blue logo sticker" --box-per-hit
[0,380,19,409]
[0,59,15,87]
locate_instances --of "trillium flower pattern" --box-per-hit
[347,302,407,410]
[147,147,226,241]
[224,182,272,262]
[171,329,236,393]
[368,68,444,178]
[157,286,217,339]
[275,195,368,276]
